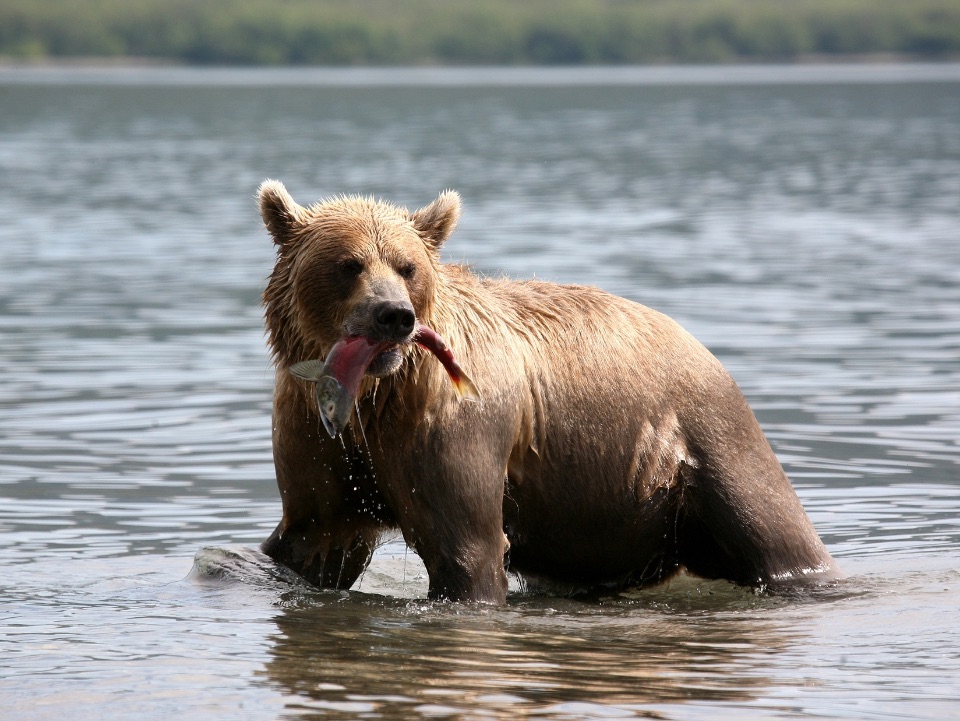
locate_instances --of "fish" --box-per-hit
[411,325,479,401]
[288,360,355,439]
[289,326,478,438]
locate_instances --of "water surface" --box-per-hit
[1,66,959,720]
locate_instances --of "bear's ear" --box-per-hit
[258,179,307,246]
[412,190,461,252]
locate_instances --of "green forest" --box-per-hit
[2,0,959,65]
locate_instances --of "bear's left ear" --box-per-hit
[412,190,461,252]
[258,179,307,247]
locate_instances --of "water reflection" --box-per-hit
[186,544,846,718]
[262,597,795,719]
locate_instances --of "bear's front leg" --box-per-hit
[261,404,389,590]
[418,521,510,604]
[261,513,382,589]
[382,446,511,604]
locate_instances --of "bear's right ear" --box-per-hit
[258,179,307,246]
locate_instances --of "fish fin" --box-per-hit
[289,359,326,381]
[451,371,480,401]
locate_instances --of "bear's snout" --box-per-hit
[373,300,416,341]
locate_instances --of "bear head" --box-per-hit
[258,180,461,376]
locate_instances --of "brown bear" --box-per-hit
[257,180,842,604]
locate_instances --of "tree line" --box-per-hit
[2,0,958,65]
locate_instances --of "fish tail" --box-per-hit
[451,371,480,401]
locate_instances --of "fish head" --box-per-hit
[315,375,351,439]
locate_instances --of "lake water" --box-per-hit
[1,65,959,720]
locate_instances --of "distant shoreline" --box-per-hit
[3,62,959,88]
[1,52,956,69]
[3,0,958,67]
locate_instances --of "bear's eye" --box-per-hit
[339,259,364,277]
[398,263,417,280]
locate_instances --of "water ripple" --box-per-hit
[1,73,959,720]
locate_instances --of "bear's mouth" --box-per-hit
[366,345,405,378]
[288,326,479,438]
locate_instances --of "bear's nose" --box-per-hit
[373,300,416,339]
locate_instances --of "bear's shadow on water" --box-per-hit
[190,544,860,715]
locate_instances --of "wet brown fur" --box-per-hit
[258,180,842,603]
